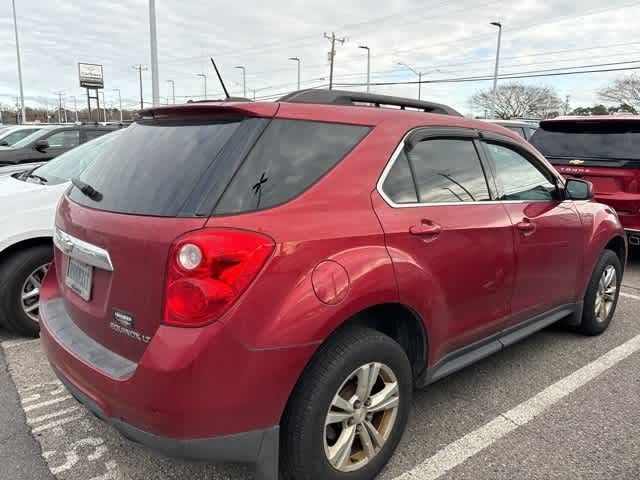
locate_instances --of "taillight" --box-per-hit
[163,229,274,327]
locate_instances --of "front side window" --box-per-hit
[46,130,80,148]
[485,142,557,201]
[0,128,40,146]
[407,139,490,203]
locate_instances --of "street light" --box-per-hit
[358,46,371,93]
[289,57,301,90]
[397,63,443,101]
[490,21,503,119]
[196,74,207,100]
[113,89,123,122]
[166,80,175,104]
[70,96,79,122]
[235,66,246,98]
[10,0,26,124]
[149,0,160,106]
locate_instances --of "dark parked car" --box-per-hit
[488,119,538,140]
[530,116,640,246]
[41,90,625,480]
[0,124,117,167]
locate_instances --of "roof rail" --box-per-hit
[278,89,462,117]
[187,97,252,103]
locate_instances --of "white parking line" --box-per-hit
[32,414,86,434]
[23,395,72,412]
[394,333,640,480]
[620,291,640,301]
[28,406,80,424]
[0,339,40,349]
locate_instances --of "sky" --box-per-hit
[1,0,639,116]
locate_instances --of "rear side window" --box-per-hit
[84,130,111,141]
[407,139,490,203]
[69,120,242,216]
[382,151,418,204]
[214,119,370,214]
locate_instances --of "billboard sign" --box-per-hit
[79,63,104,89]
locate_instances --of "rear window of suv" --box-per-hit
[69,117,370,217]
[530,122,640,160]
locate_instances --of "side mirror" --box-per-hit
[565,178,593,201]
[0,140,8,146]
[34,139,49,151]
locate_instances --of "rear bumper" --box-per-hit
[53,367,278,478]
[39,263,316,479]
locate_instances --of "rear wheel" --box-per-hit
[280,327,412,480]
[578,249,622,336]
[0,245,52,337]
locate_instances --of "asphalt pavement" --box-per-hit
[1,249,638,480]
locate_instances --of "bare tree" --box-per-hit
[598,74,640,111]
[469,83,562,119]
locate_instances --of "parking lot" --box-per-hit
[0,250,637,480]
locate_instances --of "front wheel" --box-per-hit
[578,249,622,336]
[280,327,413,480]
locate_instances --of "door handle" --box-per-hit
[516,218,536,235]
[410,220,442,236]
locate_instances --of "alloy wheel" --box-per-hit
[594,265,617,323]
[20,263,50,322]
[323,362,400,472]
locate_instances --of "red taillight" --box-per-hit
[163,229,274,327]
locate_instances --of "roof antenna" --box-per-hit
[210,57,230,99]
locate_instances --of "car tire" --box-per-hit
[0,245,52,337]
[280,326,412,480]
[577,249,622,336]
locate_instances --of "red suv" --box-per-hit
[530,116,640,247]
[40,90,626,480]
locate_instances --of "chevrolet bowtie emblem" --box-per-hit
[569,159,585,165]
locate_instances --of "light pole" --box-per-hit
[113,89,122,122]
[196,74,207,100]
[11,0,26,124]
[289,57,301,90]
[397,62,423,100]
[235,66,246,98]
[100,91,107,122]
[358,46,371,93]
[490,21,502,119]
[132,65,148,109]
[166,80,175,104]
[149,0,160,106]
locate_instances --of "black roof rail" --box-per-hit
[278,89,462,117]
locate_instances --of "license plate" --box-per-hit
[65,257,93,301]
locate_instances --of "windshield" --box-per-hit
[0,128,41,146]
[31,131,122,184]
[9,128,51,149]
[531,122,640,160]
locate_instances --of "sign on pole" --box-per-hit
[78,63,104,89]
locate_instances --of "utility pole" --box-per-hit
[564,95,570,115]
[11,0,26,124]
[196,74,207,100]
[490,21,503,119]
[56,92,64,123]
[101,91,107,122]
[324,32,346,90]
[148,0,160,106]
[289,57,301,90]
[113,89,122,121]
[166,80,175,104]
[358,46,371,92]
[70,96,79,122]
[132,65,148,109]
[235,66,246,97]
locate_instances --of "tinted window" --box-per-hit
[485,142,557,201]
[407,139,490,203]
[69,120,242,216]
[34,131,121,185]
[46,130,80,148]
[214,119,370,214]
[382,151,418,204]
[530,122,640,160]
[84,130,111,141]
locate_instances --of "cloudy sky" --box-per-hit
[1,0,639,115]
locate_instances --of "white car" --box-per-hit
[0,131,121,336]
[0,125,43,147]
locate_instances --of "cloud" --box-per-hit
[0,0,638,113]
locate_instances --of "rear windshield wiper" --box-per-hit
[71,178,102,201]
